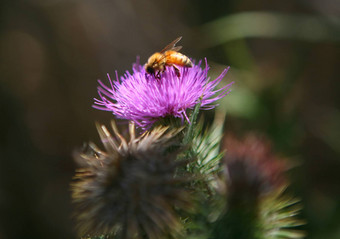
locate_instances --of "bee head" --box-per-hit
[145,65,155,75]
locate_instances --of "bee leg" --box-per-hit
[173,65,181,77]
[155,71,161,79]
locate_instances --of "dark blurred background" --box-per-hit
[0,0,339,238]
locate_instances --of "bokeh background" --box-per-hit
[0,0,339,238]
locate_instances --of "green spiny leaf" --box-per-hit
[192,114,225,177]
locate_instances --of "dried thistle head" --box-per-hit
[71,121,193,239]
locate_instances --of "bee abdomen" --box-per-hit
[166,51,193,67]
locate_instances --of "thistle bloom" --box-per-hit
[223,134,288,196]
[213,135,304,239]
[93,58,233,129]
[71,121,193,239]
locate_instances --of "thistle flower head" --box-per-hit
[71,121,193,239]
[93,58,233,129]
[212,135,304,239]
[222,134,288,197]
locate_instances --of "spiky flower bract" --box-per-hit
[258,187,305,239]
[71,121,194,239]
[93,58,233,129]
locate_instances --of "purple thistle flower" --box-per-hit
[94,58,233,129]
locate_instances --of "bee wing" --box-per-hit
[160,36,183,53]
[171,46,182,52]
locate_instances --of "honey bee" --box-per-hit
[144,36,193,78]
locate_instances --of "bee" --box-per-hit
[144,36,193,78]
